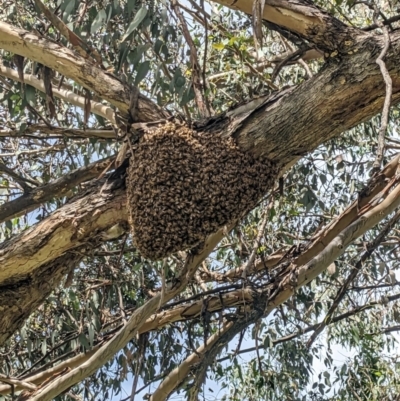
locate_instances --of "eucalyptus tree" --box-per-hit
[1,0,400,400]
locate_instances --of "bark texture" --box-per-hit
[0,30,400,344]
[0,179,128,342]
[0,0,400,396]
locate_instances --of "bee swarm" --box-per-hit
[127,122,278,260]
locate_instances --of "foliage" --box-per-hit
[1,0,400,400]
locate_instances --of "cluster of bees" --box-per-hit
[127,122,278,260]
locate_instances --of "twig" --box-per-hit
[363,14,400,31]
[33,0,102,65]
[129,334,147,401]
[372,9,393,173]
[170,0,211,118]
[217,291,400,363]
[242,205,271,278]
[200,0,210,114]
[0,162,38,191]
[0,156,115,223]
[306,209,400,347]
[271,48,305,83]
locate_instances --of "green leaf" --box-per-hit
[63,0,76,20]
[128,0,137,14]
[24,84,36,106]
[213,42,225,51]
[91,9,107,34]
[135,60,150,85]
[121,6,148,42]
[79,333,90,349]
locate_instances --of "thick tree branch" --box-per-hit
[266,161,400,313]
[0,180,128,284]
[1,22,400,169]
[0,22,168,122]
[0,27,400,350]
[0,344,103,395]
[152,299,267,400]
[212,0,365,51]
[306,209,400,347]
[150,321,234,401]
[225,32,400,165]
[0,15,399,400]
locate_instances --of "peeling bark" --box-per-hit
[0,179,128,340]
[0,252,81,344]
[0,0,400,396]
[212,0,365,51]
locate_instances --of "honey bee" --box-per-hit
[126,122,278,260]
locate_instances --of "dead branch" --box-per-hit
[372,12,393,172]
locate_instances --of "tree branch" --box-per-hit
[0,124,115,139]
[25,226,229,401]
[0,156,115,223]
[372,13,393,172]
[218,291,400,362]
[171,0,211,118]
[0,22,168,122]
[0,61,115,124]
[212,0,365,51]
[306,208,400,347]
[0,179,128,285]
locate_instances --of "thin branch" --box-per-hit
[33,0,102,65]
[242,204,271,278]
[218,291,400,362]
[0,125,115,139]
[0,162,38,191]
[0,61,116,124]
[0,156,115,223]
[0,144,67,157]
[150,322,235,401]
[170,0,211,118]
[152,303,267,401]
[0,374,37,391]
[129,334,147,401]
[306,208,400,347]
[372,11,393,172]
[363,14,400,31]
